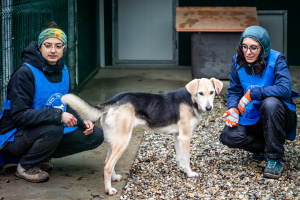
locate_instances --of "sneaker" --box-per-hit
[15,164,49,183]
[263,158,283,179]
[252,152,266,162]
[39,159,53,172]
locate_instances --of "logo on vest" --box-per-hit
[246,85,260,91]
[45,93,65,111]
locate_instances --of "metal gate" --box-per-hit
[0,0,79,108]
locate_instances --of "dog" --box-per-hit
[61,78,223,195]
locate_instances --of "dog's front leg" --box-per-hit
[174,133,184,170]
[177,134,198,177]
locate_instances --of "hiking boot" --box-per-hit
[263,158,283,179]
[39,159,53,172]
[15,164,49,183]
[252,152,266,162]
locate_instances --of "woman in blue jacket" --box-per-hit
[0,22,104,182]
[220,26,297,179]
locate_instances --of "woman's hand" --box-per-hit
[61,112,77,127]
[83,120,94,135]
[222,108,239,127]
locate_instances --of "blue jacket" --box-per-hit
[227,54,293,110]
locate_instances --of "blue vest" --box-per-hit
[0,63,78,167]
[236,49,298,140]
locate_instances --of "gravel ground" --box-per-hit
[120,95,300,199]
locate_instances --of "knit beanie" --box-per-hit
[240,26,271,59]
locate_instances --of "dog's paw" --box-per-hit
[106,187,118,195]
[112,174,122,181]
[187,171,198,177]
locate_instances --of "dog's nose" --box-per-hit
[206,105,212,111]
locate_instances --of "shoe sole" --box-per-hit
[15,171,49,183]
[263,172,281,179]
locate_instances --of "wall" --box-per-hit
[104,0,300,66]
[191,32,239,79]
[77,0,100,87]
[104,0,113,66]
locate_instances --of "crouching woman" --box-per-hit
[0,22,104,182]
[220,26,297,179]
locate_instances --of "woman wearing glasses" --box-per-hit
[220,26,297,179]
[0,22,104,182]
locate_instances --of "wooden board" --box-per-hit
[176,7,259,32]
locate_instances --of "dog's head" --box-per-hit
[185,78,223,112]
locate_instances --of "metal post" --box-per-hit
[74,0,79,87]
[1,0,14,98]
[68,0,76,91]
[100,0,105,67]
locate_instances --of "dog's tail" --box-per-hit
[61,94,103,122]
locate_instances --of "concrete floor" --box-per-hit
[0,68,194,200]
[1,66,299,200]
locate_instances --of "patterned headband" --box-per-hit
[38,28,67,47]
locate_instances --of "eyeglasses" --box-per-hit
[42,43,65,51]
[240,44,261,53]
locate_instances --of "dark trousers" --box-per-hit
[1,124,104,170]
[220,97,296,159]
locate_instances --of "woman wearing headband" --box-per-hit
[0,22,104,182]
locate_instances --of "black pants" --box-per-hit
[1,124,104,170]
[220,97,296,159]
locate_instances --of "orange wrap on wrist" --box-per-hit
[238,90,252,115]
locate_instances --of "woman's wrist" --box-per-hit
[61,110,64,123]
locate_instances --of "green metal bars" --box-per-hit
[0,0,78,108]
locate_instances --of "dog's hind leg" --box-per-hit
[104,105,135,195]
[106,145,119,181]
[104,106,134,195]
[105,145,111,165]
[104,135,131,195]
[105,144,122,182]
[111,169,122,181]
[174,133,184,170]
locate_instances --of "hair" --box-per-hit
[234,39,266,76]
[42,21,58,31]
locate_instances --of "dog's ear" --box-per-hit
[210,78,223,95]
[186,79,200,96]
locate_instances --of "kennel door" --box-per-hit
[114,0,177,65]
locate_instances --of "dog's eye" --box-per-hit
[210,91,214,95]
[199,92,203,96]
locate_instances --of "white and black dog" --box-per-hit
[61,78,223,195]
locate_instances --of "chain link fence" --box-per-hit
[0,0,79,108]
